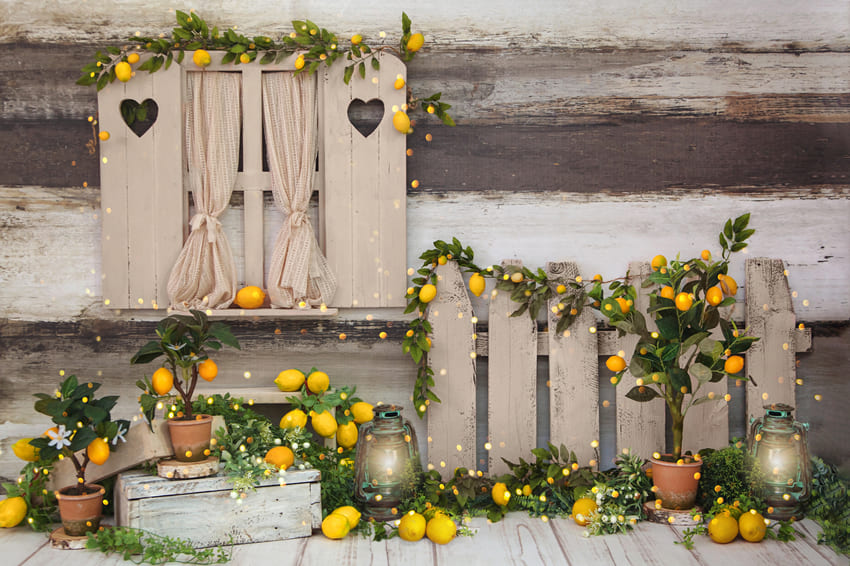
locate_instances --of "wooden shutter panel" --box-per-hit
[99,60,184,309]
[321,52,407,308]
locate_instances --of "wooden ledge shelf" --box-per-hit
[203,307,339,319]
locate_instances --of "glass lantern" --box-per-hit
[748,403,811,521]
[353,405,422,521]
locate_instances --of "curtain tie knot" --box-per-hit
[288,210,309,228]
[190,213,221,243]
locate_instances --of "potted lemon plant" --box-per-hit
[132,310,240,463]
[594,214,758,510]
[29,375,129,536]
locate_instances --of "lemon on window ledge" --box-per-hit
[235,285,265,309]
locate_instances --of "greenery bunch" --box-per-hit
[807,456,850,555]
[697,442,766,511]
[86,526,231,564]
[1,462,57,531]
[582,454,654,535]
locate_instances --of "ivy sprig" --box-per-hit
[86,526,231,565]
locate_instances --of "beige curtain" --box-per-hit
[167,72,241,310]
[262,72,336,307]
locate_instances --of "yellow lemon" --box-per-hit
[419,284,437,303]
[406,33,425,52]
[321,512,350,539]
[239,53,250,64]
[660,286,675,300]
[614,297,630,314]
[426,513,456,544]
[675,292,693,311]
[192,49,211,68]
[332,506,361,529]
[12,438,38,462]
[468,273,486,297]
[492,482,510,506]
[115,61,132,82]
[198,359,218,382]
[87,437,110,466]
[279,408,308,429]
[152,367,174,396]
[350,34,363,45]
[572,497,598,526]
[510,272,524,283]
[394,77,405,90]
[719,274,738,296]
[235,285,265,309]
[738,510,767,542]
[708,513,739,543]
[264,446,294,470]
[306,370,330,394]
[724,355,744,374]
[127,53,140,64]
[311,410,338,438]
[0,497,27,528]
[606,355,627,373]
[294,55,305,70]
[350,402,374,424]
[706,286,723,306]
[393,110,411,134]
[398,511,426,541]
[98,131,110,141]
[701,249,712,261]
[651,255,667,271]
[274,369,305,392]
[336,421,358,449]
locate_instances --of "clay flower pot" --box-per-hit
[167,414,213,462]
[650,455,703,510]
[55,483,105,536]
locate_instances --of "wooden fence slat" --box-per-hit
[746,257,798,423]
[546,261,599,465]
[487,260,537,475]
[242,66,264,287]
[427,262,477,474]
[616,262,665,459]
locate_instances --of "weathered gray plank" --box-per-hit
[0,527,49,566]
[426,262,477,475]
[487,260,537,475]
[546,261,599,465]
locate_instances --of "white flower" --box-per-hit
[111,424,128,445]
[274,438,281,445]
[47,425,72,450]
[291,442,299,450]
[302,442,311,449]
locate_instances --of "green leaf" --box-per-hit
[84,404,109,423]
[689,363,712,384]
[724,219,734,239]
[221,51,237,65]
[625,385,661,402]
[681,331,710,353]
[260,51,275,64]
[699,338,723,358]
[733,213,750,233]
[402,12,412,34]
[719,232,728,249]
[371,57,380,70]
[358,61,365,79]
[736,228,755,242]
[669,367,691,393]
[730,242,748,252]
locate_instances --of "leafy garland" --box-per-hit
[86,526,231,565]
[76,10,454,125]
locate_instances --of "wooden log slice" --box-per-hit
[49,526,90,550]
[643,501,703,527]
[156,456,219,479]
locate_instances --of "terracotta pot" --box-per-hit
[167,414,213,462]
[651,455,703,510]
[55,483,105,536]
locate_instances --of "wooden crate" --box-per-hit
[115,468,321,547]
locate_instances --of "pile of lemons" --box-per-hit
[708,508,768,544]
[322,506,457,545]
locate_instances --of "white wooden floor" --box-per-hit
[4,514,847,566]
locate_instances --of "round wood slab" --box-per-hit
[643,501,703,526]
[157,456,219,479]
[49,526,90,550]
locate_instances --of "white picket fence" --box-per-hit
[425,258,811,476]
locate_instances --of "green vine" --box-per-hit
[86,526,231,565]
[76,10,453,126]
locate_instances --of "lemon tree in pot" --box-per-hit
[596,214,758,510]
[29,375,129,536]
[132,310,240,463]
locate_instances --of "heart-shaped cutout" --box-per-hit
[120,98,159,138]
[347,98,384,137]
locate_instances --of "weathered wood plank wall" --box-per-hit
[1,0,848,481]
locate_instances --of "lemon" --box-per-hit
[701,249,712,261]
[708,513,739,543]
[274,369,305,392]
[651,255,667,272]
[556,284,567,294]
[510,272,524,283]
[719,274,738,296]
[738,510,767,542]
[572,497,598,526]
[724,355,744,374]
[294,55,305,70]
[235,285,265,309]
[336,421,358,449]
[468,273,486,297]
[614,297,630,314]
[0,497,27,528]
[406,33,425,52]
[87,437,110,466]
[332,506,361,529]
[192,49,211,68]
[418,284,437,303]
[350,402,374,424]
[321,512,350,539]
[660,286,675,300]
[152,367,174,395]
[606,355,626,373]
[675,292,693,311]
[350,34,363,45]
[311,410,338,438]
[280,408,308,429]
[12,438,38,462]
[198,359,218,382]
[491,482,510,506]
[706,286,723,306]
[115,61,132,82]
[394,77,405,90]
[426,513,456,544]
[306,370,330,394]
[264,446,294,470]
[392,110,411,134]
[98,131,110,141]
[398,510,426,541]
[239,53,250,64]
[127,53,140,65]
[522,484,532,496]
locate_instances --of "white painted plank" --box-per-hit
[682,377,729,455]
[118,467,319,499]
[616,262,665,460]
[547,261,599,465]
[427,262,477,474]
[0,527,49,566]
[488,260,537,475]
[295,532,391,566]
[242,66,265,287]
[745,258,798,423]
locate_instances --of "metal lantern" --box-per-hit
[748,403,811,521]
[353,405,421,521]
